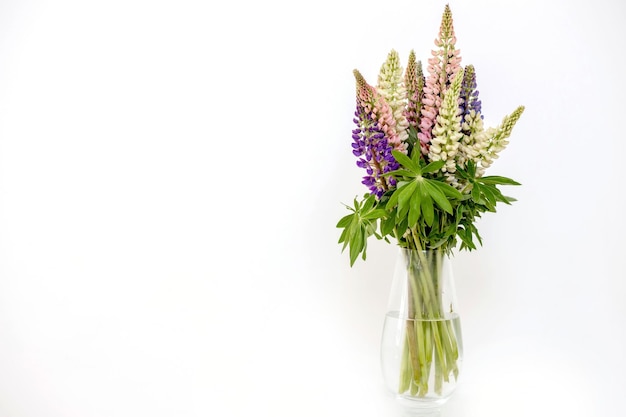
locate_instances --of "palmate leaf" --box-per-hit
[385,174,465,230]
[337,194,392,266]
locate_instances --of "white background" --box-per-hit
[1,0,625,416]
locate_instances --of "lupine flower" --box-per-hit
[476,105,526,176]
[459,65,482,123]
[457,109,488,171]
[418,4,462,154]
[352,103,400,198]
[377,50,410,145]
[353,70,401,198]
[404,51,424,133]
[354,69,376,113]
[428,68,465,185]
[354,69,405,154]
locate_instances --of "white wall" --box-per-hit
[1,0,624,416]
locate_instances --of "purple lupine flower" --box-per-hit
[352,102,400,198]
[459,65,482,123]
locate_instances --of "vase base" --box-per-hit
[399,410,441,417]
[394,396,446,417]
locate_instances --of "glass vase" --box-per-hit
[380,248,463,415]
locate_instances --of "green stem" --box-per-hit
[394,226,460,397]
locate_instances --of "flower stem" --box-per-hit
[395,241,460,398]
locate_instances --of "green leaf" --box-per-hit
[361,209,387,220]
[421,160,445,174]
[338,225,350,246]
[466,160,477,178]
[341,221,357,252]
[385,185,404,210]
[397,180,418,217]
[428,179,463,199]
[381,212,396,236]
[336,213,353,228]
[470,223,483,246]
[361,194,375,212]
[397,199,410,222]
[349,226,365,266]
[395,216,408,239]
[382,169,416,178]
[471,183,482,203]
[420,190,434,226]
[348,219,360,241]
[459,235,475,250]
[458,227,476,250]
[480,184,497,210]
[410,147,422,165]
[487,186,511,205]
[423,180,453,214]
[408,187,422,227]
[391,150,420,173]
[455,166,471,181]
[479,176,521,186]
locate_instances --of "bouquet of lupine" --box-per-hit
[338,4,524,264]
[337,5,524,398]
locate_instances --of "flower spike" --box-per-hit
[404,50,425,133]
[428,68,465,184]
[377,50,410,145]
[477,105,526,176]
[352,70,401,198]
[418,3,462,154]
[459,64,482,122]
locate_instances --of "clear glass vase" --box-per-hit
[380,248,463,414]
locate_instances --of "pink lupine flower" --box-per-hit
[353,69,405,153]
[418,4,462,155]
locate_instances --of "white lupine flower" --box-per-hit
[377,49,409,143]
[458,109,487,167]
[476,106,525,176]
[428,68,464,184]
